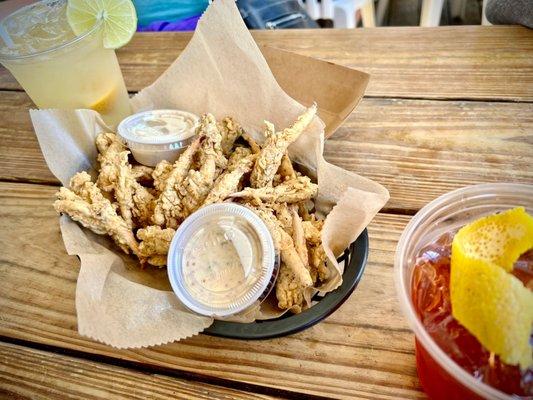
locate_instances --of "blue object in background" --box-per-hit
[133,0,209,29]
[138,15,202,32]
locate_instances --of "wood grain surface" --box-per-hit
[1,26,531,101]
[1,26,531,400]
[0,341,278,400]
[1,91,531,211]
[0,182,423,399]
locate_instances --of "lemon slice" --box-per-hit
[89,87,116,113]
[67,0,137,49]
[450,207,533,368]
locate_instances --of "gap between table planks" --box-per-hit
[0,25,530,399]
[0,181,424,400]
[1,26,531,101]
[0,341,281,400]
[0,91,531,213]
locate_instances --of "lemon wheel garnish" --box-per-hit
[450,207,533,368]
[66,0,137,49]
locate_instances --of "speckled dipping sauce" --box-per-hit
[167,203,278,317]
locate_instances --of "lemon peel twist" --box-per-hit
[450,207,533,369]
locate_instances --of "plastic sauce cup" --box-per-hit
[117,109,199,166]
[167,203,279,318]
[394,183,533,400]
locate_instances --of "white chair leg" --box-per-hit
[376,0,390,26]
[361,0,376,27]
[420,0,444,26]
[481,0,491,25]
[305,0,321,20]
[333,0,357,28]
[321,0,335,20]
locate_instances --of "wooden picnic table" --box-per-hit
[0,26,531,399]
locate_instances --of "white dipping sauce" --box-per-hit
[117,110,199,166]
[130,113,197,139]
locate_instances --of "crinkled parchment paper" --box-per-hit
[29,0,389,348]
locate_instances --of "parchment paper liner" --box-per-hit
[29,0,389,348]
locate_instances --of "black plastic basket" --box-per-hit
[204,228,369,339]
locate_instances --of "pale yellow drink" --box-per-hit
[0,0,131,127]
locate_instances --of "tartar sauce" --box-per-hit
[167,204,278,317]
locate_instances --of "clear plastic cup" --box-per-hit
[167,203,279,317]
[117,109,199,166]
[0,0,131,127]
[394,183,533,400]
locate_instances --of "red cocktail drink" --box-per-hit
[394,184,533,400]
[411,233,532,398]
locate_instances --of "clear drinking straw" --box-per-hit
[0,23,14,49]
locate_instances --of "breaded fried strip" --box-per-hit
[152,136,202,228]
[203,154,256,207]
[290,204,309,268]
[219,117,243,156]
[309,244,329,283]
[302,219,323,244]
[250,205,312,312]
[96,133,154,228]
[230,176,318,204]
[275,263,305,313]
[249,205,313,289]
[137,226,176,267]
[96,132,126,192]
[241,132,261,154]
[226,146,253,172]
[178,154,218,217]
[131,165,154,184]
[152,160,173,192]
[302,219,329,282]
[277,153,297,181]
[200,114,227,169]
[273,203,293,236]
[250,104,316,188]
[55,172,140,257]
[178,115,227,217]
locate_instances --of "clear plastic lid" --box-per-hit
[167,203,277,317]
[117,109,199,149]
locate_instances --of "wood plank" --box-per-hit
[0,182,425,400]
[1,91,531,211]
[328,97,533,211]
[0,341,278,400]
[1,26,531,101]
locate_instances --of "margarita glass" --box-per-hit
[0,0,131,126]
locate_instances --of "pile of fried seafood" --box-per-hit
[54,104,329,313]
